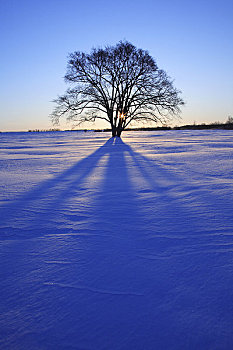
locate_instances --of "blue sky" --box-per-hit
[1,0,233,131]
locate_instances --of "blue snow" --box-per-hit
[1,130,233,349]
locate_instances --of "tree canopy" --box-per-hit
[51,41,184,137]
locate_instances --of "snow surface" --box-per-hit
[1,130,233,349]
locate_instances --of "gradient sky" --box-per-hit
[1,0,233,131]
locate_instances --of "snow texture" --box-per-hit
[1,130,233,349]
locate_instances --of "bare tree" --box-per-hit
[51,41,184,137]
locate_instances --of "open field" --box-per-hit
[1,130,233,349]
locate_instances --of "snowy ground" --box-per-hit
[1,130,233,350]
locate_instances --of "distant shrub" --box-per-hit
[226,116,233,124]
[210,121,221,125]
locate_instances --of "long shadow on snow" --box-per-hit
[0,136,200,238]
[0,138,115,237]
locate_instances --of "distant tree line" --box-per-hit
[28,116,233,133]
[28,128,61,132]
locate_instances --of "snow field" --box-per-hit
[1,130,233,349]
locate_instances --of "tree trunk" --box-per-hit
[111,125,117,137]
[111,121,123,137]
[116,126,122,137]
